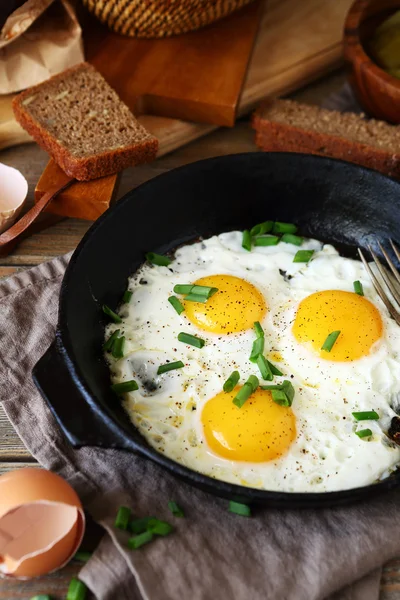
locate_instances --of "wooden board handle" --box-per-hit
[0,177,75,247]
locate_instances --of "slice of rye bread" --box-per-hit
[12,62,158,181]
[252,99,400,179]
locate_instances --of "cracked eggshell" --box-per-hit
[0,468,85,579]
[0,163,28,234]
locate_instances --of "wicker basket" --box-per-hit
[82,0,256,38]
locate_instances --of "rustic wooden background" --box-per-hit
[1,71,400,599]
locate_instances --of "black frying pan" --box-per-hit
[33,152,400,508]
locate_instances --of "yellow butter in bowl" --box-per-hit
[370,10,400,78]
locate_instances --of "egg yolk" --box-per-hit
[202,387,296,462]
[292,290,383,361]
[184,275,266,334]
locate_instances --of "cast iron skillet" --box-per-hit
[33,152,400,508]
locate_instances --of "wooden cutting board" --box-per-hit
[1,0,354,220]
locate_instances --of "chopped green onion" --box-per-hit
[102,304,122,323]
[262,380,295,407]
[168,501,185,517]
[355,428,373,439]
[254,235,280,246]
[228,500,251,517]
[178,332,205,348]
[111,335,125,359]
[352,411,379,421]
[353,280,364,296]
[73,551,92,563]
[174,284,194,295]
[250,221,273,237]
[293,249,314,263]
[254,321,264,338]
[281,233,303,246]
[103,329,120,352]
[190,285,218,298]
[147,518,173,536]
[128,530,153,550]
[257,354,273,380]
[223,370,240,393]
[66,578,87,600]
[233,376,259,408]
[30,596,52,600]
[267,360,284,376]
[183,293,208,303]
[146,252,171,266]
[242,229,252,251]
[157,361,184,375]
[115,506,131,530]
[111,380,138,394]
[273,221,297,234]
[168,295,185,314]
[250,336,264,362]
[321,330,341,352]
[129,516,154,534]
[123,290,133,303]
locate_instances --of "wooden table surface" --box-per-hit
[1,70,400,599]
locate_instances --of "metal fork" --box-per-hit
[358,240,400,327]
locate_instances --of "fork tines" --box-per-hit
[358,240,400,326]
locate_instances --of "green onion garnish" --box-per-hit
[73,551,92,563]
[168,295,185,314]
[293,250,314,263]
[111,380,138,394]
[168,501,185,517]
[115,506,131,530]
[146,252,171,266]
[353,280,364,296]
[281,233,303,246]
[128,530,153,550]
[273,221,297,234]
[103,329,120,352]
[111,335,125,359]
[250,336,264,362]
[129,516,154,534]
[228,500,251,517]
[66,578,87,600]
[157,361,184,375]
[223,370,240,393]
[123,290,133,303]
[183,293,208,303]
[178,332,205,348]
[102,304,122,323]
[242,229,252,251]
[147,518,173,536]
[355,428,373,439]
[267,360,284,376]
[352,411,379,421]
[250,221,273,237]
[254,235,280,246]
[321,330,341,352]
[191,285,218,298]
[30,596,52,600]
[233,375,259,408]
[174,284,194,295]
[262,380,295,407]
[256,354,273,380]
[254,321,264,338]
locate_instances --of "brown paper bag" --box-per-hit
[0,0,84,94]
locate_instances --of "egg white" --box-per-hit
[105,232,400,492]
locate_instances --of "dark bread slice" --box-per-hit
[253,99,400,179]
[13,62,158,181]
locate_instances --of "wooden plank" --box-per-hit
[0,405,31,460]
[84,1,262,127]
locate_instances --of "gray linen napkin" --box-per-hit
[1,253,400,600]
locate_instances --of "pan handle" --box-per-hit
[32,339,134,451]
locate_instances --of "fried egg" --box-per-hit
[105,231,400,492]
